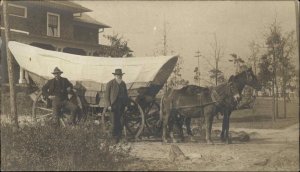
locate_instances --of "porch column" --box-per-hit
[18,67,26,84]
[24,70,29,84]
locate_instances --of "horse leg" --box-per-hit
[174,113,183,142]
[225,111,232,144]
[220,111,227,142]
[178,118,184,142]
[204,106,214,144]
[185,117,193,136]
[162,110,169,143]
[185,117,196,142]
[169,113,177,143]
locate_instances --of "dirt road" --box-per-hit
[128,124,299,171]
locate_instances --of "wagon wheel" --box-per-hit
[144,101,161,137]
[124,97,145,140]
[32,91,53,121]
[32,91,85,126]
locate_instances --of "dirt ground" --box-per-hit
[126,123,299,171]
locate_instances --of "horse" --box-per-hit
[159,67,261,144]
[218,67,261,143]
[159,81,240,144]
[159,85,209,143]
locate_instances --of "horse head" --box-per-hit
[244,67,262,91]
[229,67,262,92]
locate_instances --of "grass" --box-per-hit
[213,97,299,129]
[1,89,134,171]
[1,121,133,171]
[1,90,33,116]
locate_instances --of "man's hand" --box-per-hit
[124,106,128,112]
[48,95,55,100]
[107,106,112,111]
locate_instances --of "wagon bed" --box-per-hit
[9,41,178,139]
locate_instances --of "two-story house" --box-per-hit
[0,1,111,84]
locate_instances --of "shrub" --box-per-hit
[1,121,132,171]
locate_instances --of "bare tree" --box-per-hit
[248,41,260,75]
[194,50,201,86]
[209,33,224,86]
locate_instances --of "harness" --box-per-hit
[211,82,240,107]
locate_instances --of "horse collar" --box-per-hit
[228,82,241,102]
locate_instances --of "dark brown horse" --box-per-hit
[159,67,261,144]
[218,67,261,143]
[159,82,240,143]
[159,85,209,143]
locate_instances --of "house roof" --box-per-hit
[74,13,111,28]
[10,0,92,13]
[42,1,92,13]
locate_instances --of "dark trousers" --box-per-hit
[52,97,80,125]
[110,100,125,140]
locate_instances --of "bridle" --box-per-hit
[228,81,241,103]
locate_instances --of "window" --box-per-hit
[47,12,60,37]
[8,4,27,18]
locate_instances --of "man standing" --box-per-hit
[105,69,129,143]
[42,67,80,126]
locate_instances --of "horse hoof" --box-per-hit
[206,140,214,145]
[190,136,196,142]
[226,139,232,144]
[162,139,168,144]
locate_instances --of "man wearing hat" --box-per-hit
[105,68,129,143]
[42,67,81,126]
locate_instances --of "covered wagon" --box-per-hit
[8,41,178,139]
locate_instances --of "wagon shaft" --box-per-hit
[174,101,216,110]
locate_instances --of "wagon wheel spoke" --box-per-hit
[124,98,144,139]
[36,107,53,112]
[144,101,161,137]
[32,91,53,121]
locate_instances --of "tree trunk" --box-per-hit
[215,62,218,86]
[275,76,279,118]
[282,69,287,118]
[272,75,276,122]
[3,0,19,128]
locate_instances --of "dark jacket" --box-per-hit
[42,77,73,100]
[104,79,129,107]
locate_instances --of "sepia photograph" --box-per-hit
[0,0,299,171]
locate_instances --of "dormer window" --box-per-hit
[47,12,60,37]
[8,4,27,18]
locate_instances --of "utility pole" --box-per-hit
[194,50,201,86]
[163,18,168,92]
[3,0,19,128]
[163,19,167,56]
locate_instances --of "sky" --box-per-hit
[76,0,298,86]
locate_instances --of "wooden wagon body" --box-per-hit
[9,41,178,139]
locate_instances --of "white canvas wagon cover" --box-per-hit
[8,41,178,91]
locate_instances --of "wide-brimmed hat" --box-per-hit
[112,69,125,75]
[52,67,63,74]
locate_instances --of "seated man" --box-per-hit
[42,67,81,126]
